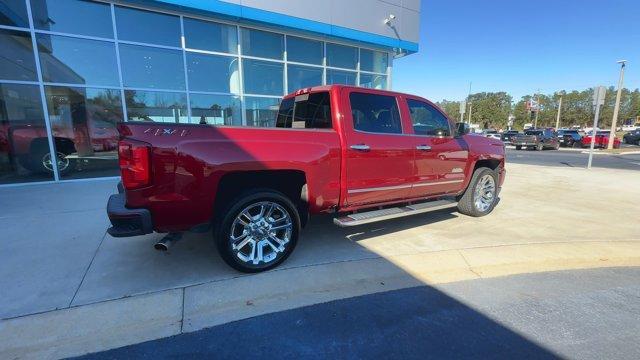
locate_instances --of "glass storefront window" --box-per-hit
[326,43,357,70]
[360,49,388,73]
[44,86,122,179]
[242,59,283,96]
[30,0,113,38]
[190,94,241,126]
[244,96,280,127]
[0,83,53,184]
[37,34,119,86]
[1,0,29,28]
[119,44,185,90]
[326,69,356,86]
[287,64,322,93]
[359,73,387,90]
[0,29,37,81]
[186,53,239,94]
[241,28,283,60]
[125,90,187,123]
[287,36,323,65]
[183,18,237,54]
[115,6,180,47]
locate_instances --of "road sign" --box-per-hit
[592,86,606,106]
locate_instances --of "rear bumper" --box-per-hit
[107,187,153,237]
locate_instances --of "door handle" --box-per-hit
[416,145,432,151]
[350,144,370,151]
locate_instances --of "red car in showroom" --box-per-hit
[581,131,621,149]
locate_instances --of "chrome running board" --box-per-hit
[333,198,458,227]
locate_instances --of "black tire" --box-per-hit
[214,189,301,273]
[457,167,499,217]
[536,143,543,151]
[515,145,522,150]
[29,144,76,175]
[572,141,582,148]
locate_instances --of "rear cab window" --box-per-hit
[349,92,402,134]
[276,92,332,129]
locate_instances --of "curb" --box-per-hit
[1,240,639,359]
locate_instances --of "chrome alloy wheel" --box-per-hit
[42,151,70,172]
[230,201,293,266]
[473,174,496,212]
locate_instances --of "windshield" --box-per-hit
[524,130,542,135]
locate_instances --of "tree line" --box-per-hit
[436,87,640,130]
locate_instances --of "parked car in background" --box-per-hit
[556,129,585,148]
[512,128,560,150]
[621,123,640,132]
[501,130,520,144]
[622,129,640,145]
[107,85,506,272]
[581,131,621,149]
[483,130,502,140]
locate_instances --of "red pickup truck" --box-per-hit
[107,85,505,272]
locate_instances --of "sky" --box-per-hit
[393,0,640,102]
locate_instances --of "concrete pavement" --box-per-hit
[1,163,639,358]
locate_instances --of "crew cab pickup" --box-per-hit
[512,128,560,151]
[107,85,506,272]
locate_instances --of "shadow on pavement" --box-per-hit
[78,284,559,359]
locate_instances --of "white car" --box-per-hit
[622,124,639,132]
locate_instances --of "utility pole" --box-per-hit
[555,96,563,129]
[588,86,606,169]
[533,90,540,128]
[466,82,472,125]
[608,60,627,149]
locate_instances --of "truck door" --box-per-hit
[404,98,469,197]
[341,89,414,206]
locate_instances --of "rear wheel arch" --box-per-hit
[214,170,309,226]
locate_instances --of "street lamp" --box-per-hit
[608,60,627,149]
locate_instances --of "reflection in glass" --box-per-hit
[125,90,188,123]
[1,0,29,27]
[44,86,122,179]
[190,94,241,126]
[30,0,113,38]
[184,18,237,54]
[241,28,283,60]
[244,96,281,127]
[326,69,356,86]
[37,34,119,86]
[115,6,180,47]
[360,49,388,73]
[0,29,37,81]
[326,43,357,69]
[359,73,387,90]
[119,44,185,90]
[287,64,322,93]
[243,59,283,96]
[287,36,323,65]
[186,53,239,93]
[0,83,53,184]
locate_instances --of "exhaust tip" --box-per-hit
[154,242,169,251]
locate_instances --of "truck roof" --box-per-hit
[283,85,419,100]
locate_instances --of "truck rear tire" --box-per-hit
[515,145,522,150]
[457,167,499,217]
[214,189,300,273]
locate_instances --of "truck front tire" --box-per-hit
[457,167,499,217]
[214,189,300,273]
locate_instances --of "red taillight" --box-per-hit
[118,139,151,190]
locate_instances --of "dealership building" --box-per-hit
[0,0,420,185]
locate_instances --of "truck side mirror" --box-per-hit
[455,122,470,137]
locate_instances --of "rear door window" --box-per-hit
[276,91,332,129]
[349,92,401,134]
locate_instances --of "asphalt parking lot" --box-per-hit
[1,162,639,358]
[81,267,640,360]
[506,145,640,170]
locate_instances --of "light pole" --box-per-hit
[608,60,627,149]
[555,95,563,129]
